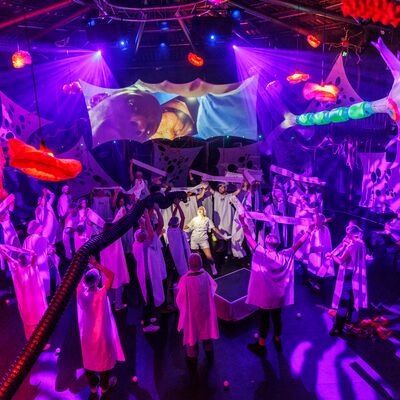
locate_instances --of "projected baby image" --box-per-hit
[89,89,162,144]
[151,98,196,141]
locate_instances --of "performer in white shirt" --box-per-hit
[241,215,311,356]
[176,253,219,366]
[186,207,227,276]
[77,256,124,397]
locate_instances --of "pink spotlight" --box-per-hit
[232,44,237,50]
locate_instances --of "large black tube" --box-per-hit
[0,191,186,399]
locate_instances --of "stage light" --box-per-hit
[12,50,32,69]
[188,52,204,67]
[232,9,241,19]
[117,39,128,50]
[160,21,169,31]
[160,42,167,48]
[88,19,96,27]
[306,34,321,48]
[209,34,216,41]
[95,49,102,57]
[342,50,348,57]
[232,44,237,50]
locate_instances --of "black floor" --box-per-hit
[1,231,400,399]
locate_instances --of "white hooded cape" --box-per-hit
[176,269,219,346]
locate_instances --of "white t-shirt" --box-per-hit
[187,216,214,243]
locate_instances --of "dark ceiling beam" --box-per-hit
[177,13,196,52]
[228,0,317,38]
[260,0,391,31]
[31,5,91,40]
[0,0,74,30]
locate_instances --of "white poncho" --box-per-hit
[247,245,295,309]
[176,269,219,346]
[77,281,125,371]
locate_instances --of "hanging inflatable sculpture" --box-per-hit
[286,71,310,84]
[8,138,82,182]
[283,38,399,141]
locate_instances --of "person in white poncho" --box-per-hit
[176,253,219,366]
[0,244,48,344]
[77,256,124,397]
[241,214,312,356]
[327,224,369,336]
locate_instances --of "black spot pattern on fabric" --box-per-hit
[371,172,377,182]
[167,165,174,173]
[4,119,9,128]
[349,97,355,102]
[19,114,25,123]
[93,175,102,182]
[376,168,381,178]
[376,189,381,196]
[247,161,253,168]
[16,125,21,136]
[9,104,14,112]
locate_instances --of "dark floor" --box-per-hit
[1,219,400,400]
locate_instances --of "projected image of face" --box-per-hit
[90,89,162,144]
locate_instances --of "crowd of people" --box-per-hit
[0,162,399,397]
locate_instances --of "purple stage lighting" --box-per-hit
[232,44,237,50]
[95,50,102,57]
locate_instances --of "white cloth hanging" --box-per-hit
[167,226,190,276]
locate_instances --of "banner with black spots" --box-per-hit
[217,143,260,176]
[153,143,202,186]
[359,142,400,213]
[58,137,119,200]
[0,90,52,143]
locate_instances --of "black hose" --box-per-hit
[0,190,186,399]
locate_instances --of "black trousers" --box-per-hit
[142,277,156,326]
[335,269,354,330]
[259,308,282,339]
[85,369,111,390]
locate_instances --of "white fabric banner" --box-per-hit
[358,142,400,213]
[153,143,202,186]
[58,137,119,200]
[0,90,52,143]
[217,143,260,176]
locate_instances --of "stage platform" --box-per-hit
[214,268,257,321]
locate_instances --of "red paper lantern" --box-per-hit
[188,52,204,67]
[286,71,310,84]
[303,82,339,102]
[306,35,321,48]
[8,138,82,182]
[12,50,32,69]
